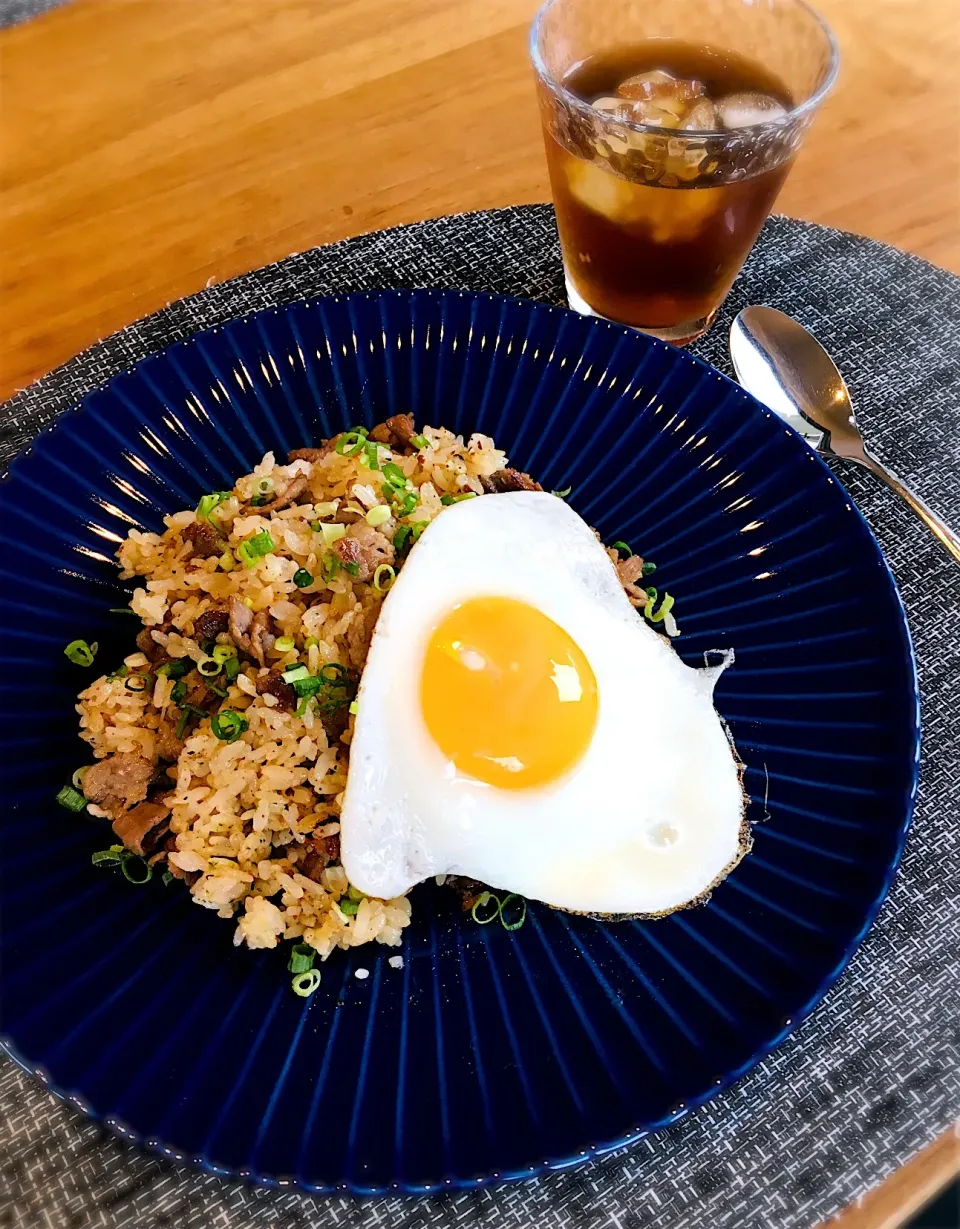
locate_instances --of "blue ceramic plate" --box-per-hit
[0,291,918,1193]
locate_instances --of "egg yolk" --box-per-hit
[420,596,598,789]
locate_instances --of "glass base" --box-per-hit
[564,273,716,346]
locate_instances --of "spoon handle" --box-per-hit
[858,452,960,564]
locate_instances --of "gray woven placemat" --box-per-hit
[1,209,958,1229]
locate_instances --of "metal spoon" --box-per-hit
[730,305,960,564]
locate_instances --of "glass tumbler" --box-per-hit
[530,0,839,343]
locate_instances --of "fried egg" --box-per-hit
[339,492,747,915]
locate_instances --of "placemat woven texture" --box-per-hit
[1,208,958,1229]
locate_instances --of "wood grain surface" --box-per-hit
[1,2,958,1225]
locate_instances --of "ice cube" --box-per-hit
[623,99,683,130]
[716,92,788,129]
[564,154,638,222]
[618,70,706,118]
[681,98,718,132]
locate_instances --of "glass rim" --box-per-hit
[529,0,840,141]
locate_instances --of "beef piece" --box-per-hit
[288,441,337,464]
[615,554,649,607]
[181,519,223,558]
[250,610,275,666]
[368,413,416,450]
[193,606,230,643]
[155,718,185,762]
[148,832,197,882]
[343,603,379,671]
[256,669,296,711]
[445,875,489,913]
[83,753,155,818]
[300,831,342,882]
[320,703,350,744]
[136,627,162,661]
[479,468,543,494]
[111,800,171,857]
[176,668,222,716]
[229,596,254,654]
[333,523,395,583]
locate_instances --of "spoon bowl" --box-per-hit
[730,305,960,563]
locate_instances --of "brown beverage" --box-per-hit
[541,41,795,340]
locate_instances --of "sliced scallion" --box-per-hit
[91,846,124,867]
[471,891,501,925]
[498,894,527,931]
[210,710,249,742]
[162,870,175,887]
[64,639,98,667]
[156,660,188,678]
[125,674,149,692]
[256,476,275,496]
[319,522,346,549]
[365,504,391,528]
[643,560,657,576]
[293,568,313,588]
[338,898,359,916]
[348,700,359,716]
[392,490,419,517]
[288,943,316,974]
[196,491,231,523]
[224,657,241,683]
[71,766,89,790]
[274,636,296,653]
[108,606,138,615]
[121,853,153,884]
[211,644,236,665]
[612,541,632,557]
[56,785,87,812]
[410,434,430,450]
[291,968,322,997]
[282,664,310,684]
[197,657,222,677]
[238,529,276,569]
[440,492,477,506]
[645,591,675,624]
[335,431,366,458]
[551,487,573,498]
[373,564,395,592]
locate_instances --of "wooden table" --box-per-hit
[1,1,958,1224]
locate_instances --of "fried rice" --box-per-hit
[76,419,512,958]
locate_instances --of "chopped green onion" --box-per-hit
[197,657,222,677]
[645,591,675,624]
[342,561,360,577]
[71,766,89,790]
[156,660,188,678]
[219,551,235,570]
[338,898,359,916]
[91,846,124,866]
[282,664,310,683]
[348,699,359,716]
[292,968,322,997]
[381,461,407,485]
[175,702,204,739]
[319,523,346,548]
[224,656,241,683]
[392,490,419,517]
[162,870,175,886]
[643,560,657,575]
[320,554,340,582]
[314,500,339,518]
[121,852,153,884]
[440,492,477,506]
[107,664,129,682]
[347,885,365,902]
[363,440,383,471]
[410,434,430,450]
[196,491,231,524]
[288,943,316,974]
[412,521,427,542]
[471,891,501,925]
[237,530,276,569]
[64,639,97,667]
[552,487,572,498]
[249,495,269,507]
[319,663,350,685]
[365,504,392,528]
[295,695,311,718]
[170,679,188,704]
[293,568,313,588]
[612,541,632,557]
[56,785,87,812]
[256,476,275,496]
[392,525,412,553]
[498,894,527,931]
[210,710,249,743]
[304,636,319,650]
[645,586,658,602]
[373,564,395,592]
[335,431,367,458]
[125,674,149,692]
[274,636,296,653]
[211,644,236,665]
[108,606,138,615]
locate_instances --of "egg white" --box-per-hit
[339,491,747,915]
